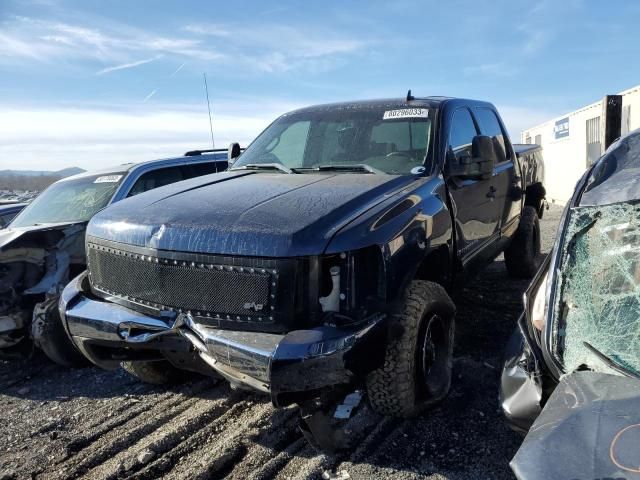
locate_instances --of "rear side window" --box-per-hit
[182,161,226,179]
[127,166,184,197]
[448,109,478,164]
[474,108,512,161]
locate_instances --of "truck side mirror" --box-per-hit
[228,142,242,163]
[472,135,498,180]
[448,135,497,180]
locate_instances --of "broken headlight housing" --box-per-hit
[531,272,549,332]
[524,255,551,343]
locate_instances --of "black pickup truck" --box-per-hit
[60,96,545,449]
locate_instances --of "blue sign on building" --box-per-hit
[554,117,570,139]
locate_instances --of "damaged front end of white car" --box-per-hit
[0,223,88,365]
[501,129,640,478]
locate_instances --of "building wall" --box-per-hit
[522,85,640,204]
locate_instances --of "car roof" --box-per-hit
[513,144,542,155]
[285,96,494,115]
[59,151,227,182]
[580,128,640,206]
[0,203,28,213]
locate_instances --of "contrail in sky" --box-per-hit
[96,55,163,76]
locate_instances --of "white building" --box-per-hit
[522,84,640,204]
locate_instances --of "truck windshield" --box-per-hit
[10,173,125,228]
[233,106,434,175]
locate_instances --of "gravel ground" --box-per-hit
[0,205,563,480]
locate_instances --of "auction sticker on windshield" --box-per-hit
[383,108,429,120]
[94,175,123,183]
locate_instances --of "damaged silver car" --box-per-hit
[500,127,640,478]
[0,152,228,365]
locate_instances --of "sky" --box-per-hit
[1,0,640,171]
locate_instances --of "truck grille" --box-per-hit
[86,239,288,329]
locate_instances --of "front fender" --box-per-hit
[325,175,453,302]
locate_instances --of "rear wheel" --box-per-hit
[505,206,541,279]
[122,360,186,385]
[366,280,455,417]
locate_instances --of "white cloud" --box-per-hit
[0,100,301,171]
[0,15,364,75]
[0,16,223,66]
[183,22,367,73]
[96,55,163,75]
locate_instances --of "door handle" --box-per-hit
[486,186,497,199]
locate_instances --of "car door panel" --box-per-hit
[445,108,501,268]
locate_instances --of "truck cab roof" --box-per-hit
[286,96,496,115]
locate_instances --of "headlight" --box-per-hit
[530,272,548,331]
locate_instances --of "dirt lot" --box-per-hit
[0,205,563,480]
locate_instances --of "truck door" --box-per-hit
[472,107,520,236]
[445,108,502,268]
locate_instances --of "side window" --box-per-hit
[269,121,310,166]
[448,109,478,164]
[182,162,225,179]
[127,166,184,197]
[474,108,512,161]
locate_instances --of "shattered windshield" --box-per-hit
[556,201,640,377]
[232,106,434,175]
[10,173,124,228]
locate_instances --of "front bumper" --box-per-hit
[61,272,387,406]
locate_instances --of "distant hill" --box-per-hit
[0,167,85,178]
[0,167,86,191]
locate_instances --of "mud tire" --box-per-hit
[366,280,455,417]
[122,360,185,385]
[505,206,541,279]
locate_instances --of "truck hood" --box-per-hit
[87,170,420,257]
[511,371,640,480]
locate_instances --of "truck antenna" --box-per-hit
[406,89,414,102]
[203,73,215,150]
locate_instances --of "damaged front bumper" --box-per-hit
[60,272,387,406]
[499,315,545,433]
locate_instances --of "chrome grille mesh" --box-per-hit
[87,241,276,321]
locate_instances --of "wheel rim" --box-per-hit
[421,317,437,382]
[418,314,449,397]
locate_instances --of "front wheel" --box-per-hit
[34,298,88,367]
[366,280,455,417]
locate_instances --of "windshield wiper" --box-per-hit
[296,164,382,174]
[232,163,294,174]
[583,341,640,380]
